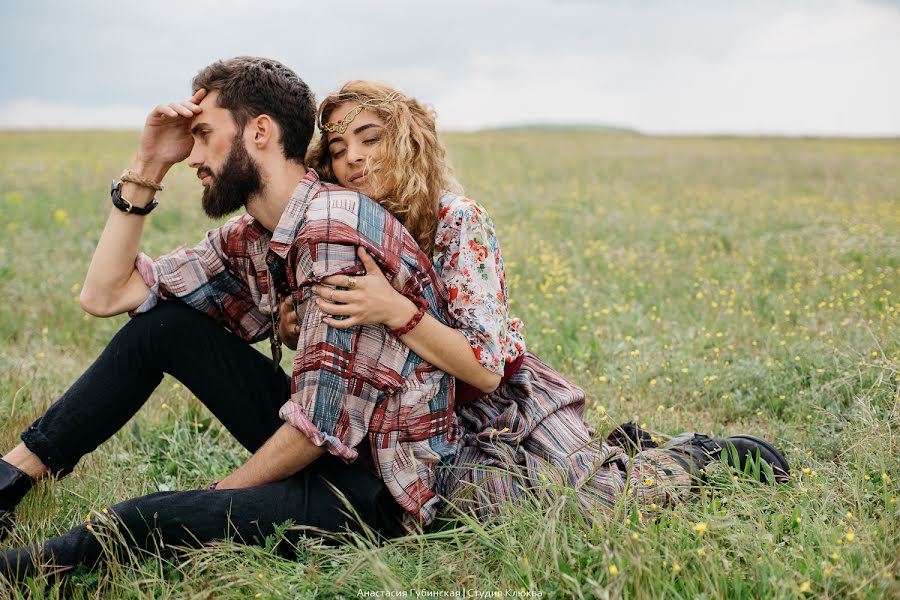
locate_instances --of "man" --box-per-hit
[0,56,458,583]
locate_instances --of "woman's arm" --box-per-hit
[386,296,503,395]
[305,248,502,394]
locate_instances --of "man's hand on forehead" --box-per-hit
[135,89,208,171]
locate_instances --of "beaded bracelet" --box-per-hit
[387,297,429,337]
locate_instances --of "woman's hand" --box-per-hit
[278,296,300,350]
[314,247,417,330]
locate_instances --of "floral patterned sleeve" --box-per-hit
[436,198,512,376]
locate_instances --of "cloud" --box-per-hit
[0,100,147,129]
[1,0,898,134]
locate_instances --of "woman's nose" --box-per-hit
[346,144,365,164]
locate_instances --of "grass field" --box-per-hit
[0,131,897,598]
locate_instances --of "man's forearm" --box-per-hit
[79,160,167,317]
[216,423,326,489]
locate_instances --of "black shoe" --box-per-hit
[606,422,659,456]
[0,459,35,542]
[661,432,790,484]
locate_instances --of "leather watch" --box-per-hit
[110,180,159,215]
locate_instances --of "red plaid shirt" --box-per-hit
[133,170,458,529]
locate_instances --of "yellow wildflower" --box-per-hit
[692,522,708,534]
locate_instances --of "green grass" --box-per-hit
[0,131,897,598]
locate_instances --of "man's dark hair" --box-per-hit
[193,56,315,162]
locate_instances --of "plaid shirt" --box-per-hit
[133,170,458,529]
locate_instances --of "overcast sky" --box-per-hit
[1,0,898,135]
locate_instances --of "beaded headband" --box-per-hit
[318,92,402,134]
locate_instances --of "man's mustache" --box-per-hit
[197,167,213,179]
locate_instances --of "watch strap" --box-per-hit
[110,180,158,215]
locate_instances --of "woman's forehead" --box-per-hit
[324,104,385,137]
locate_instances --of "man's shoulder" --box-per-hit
[295,182,429,274]
[301,182,404,239]
[306,182,386,215]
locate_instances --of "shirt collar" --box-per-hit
[267,169,323,258]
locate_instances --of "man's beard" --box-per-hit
[201,133,264,219]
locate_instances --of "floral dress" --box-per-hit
[433,192,691,518]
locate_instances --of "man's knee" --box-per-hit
[113,301,208,354]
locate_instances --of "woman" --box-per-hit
[291,81,790,519]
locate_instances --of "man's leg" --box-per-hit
[0,454,406,584]
[12,300,290,477]
[1,301,291,541]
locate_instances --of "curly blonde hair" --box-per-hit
[307,81,462,257]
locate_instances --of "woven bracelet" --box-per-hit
[387,300,428,337]
[120,168,164,192]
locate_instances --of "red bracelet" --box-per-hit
[387,297,428,337]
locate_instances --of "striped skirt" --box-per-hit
[441,352,692,519]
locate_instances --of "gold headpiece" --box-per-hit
[318,93,402,134]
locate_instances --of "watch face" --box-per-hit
[111,179,122,194]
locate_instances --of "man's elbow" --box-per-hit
[79,287,116,317]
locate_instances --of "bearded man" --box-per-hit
[0,57,458,584]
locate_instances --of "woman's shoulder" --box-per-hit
[438,192,494,230]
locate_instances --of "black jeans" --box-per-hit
[3,301,404,582]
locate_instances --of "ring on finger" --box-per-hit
[347,276,356,290]
[329,289,336,302]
